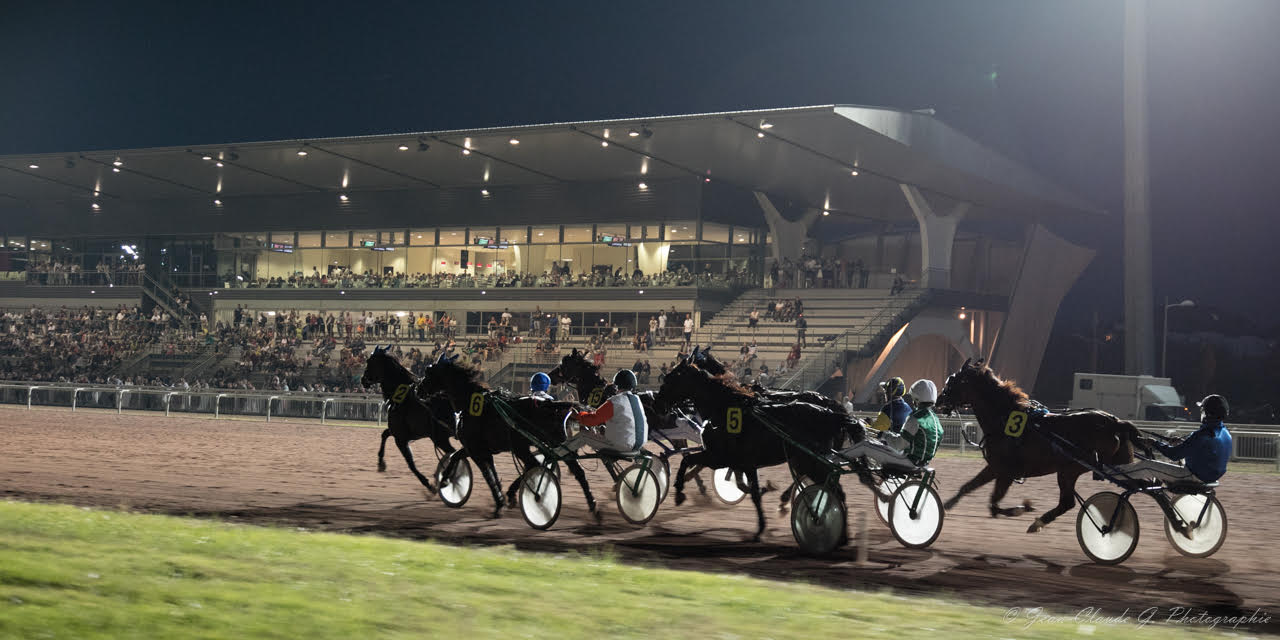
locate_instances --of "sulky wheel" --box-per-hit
[532,451,561,482]
[1076,491,1140,565]
[790,484,846,555]
[711,467,746,505]
[887,480,944,549]
[435,451,473,508]
[616,464,661,526]
[1163,494,1227,558]
[651,456,671,504]
[874,475,905,525]
[518,465,562,530]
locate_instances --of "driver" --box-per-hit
[870,377,911,432]
[529,372,555,401]
[839,378,939,470]
[1119,394,1233,485]
[558,369,647,455]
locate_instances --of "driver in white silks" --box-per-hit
[839,378,943,470]
[557,369,648,455]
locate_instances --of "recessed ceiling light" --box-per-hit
[112,167,120,173]
[113,160,123,166]
[215,162,223,167]
[91,203,100,210]
[339,194,348,201]
[28,164,38,169]
[297,150,308,157]
[850,169,859,176]
[601,141,609,147]
[462,149,471,156]
[537,232,544,236]
[398,144,409,151]
[757,132,765,138]
[481,189,490,196]
[628,130,640,137]
[214,199,222,205]
[508,138,519,145]
[202,155,212,161]
[760,122,773,129]
[638,182,648,190]
[822,210,831,216]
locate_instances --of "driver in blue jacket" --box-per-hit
[1122,394,1233,485]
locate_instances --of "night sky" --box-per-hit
[4,0,1279,396]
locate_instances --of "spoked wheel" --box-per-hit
[532,452,562,482]
[518,465,562,530]
[874,476,905,525]
[435,452,473,508]
[711,467,746,505]
[1076,491,1140,565]
[887,480,943,549]
[616,464,661,526]
[652,456,671,504]
[790,484,846,555]
[1163,494,1227,558]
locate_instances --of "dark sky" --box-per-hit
[3,0,1279,341]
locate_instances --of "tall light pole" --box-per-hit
[1124,0,1156,375]
[1161,297,1194,378]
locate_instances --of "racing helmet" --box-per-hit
[530,372,551,393]
[613,369,637,391]
[909,379,937,404]
[1197,394,1229,421]
[884,377,906,400]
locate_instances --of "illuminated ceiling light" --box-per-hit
[508,138,520,145]
[398,144,410,151]
[537,232,544,236]
[704,178,711,183]
[112,167,120,173]
[91,203,101,210]
[215,162,224,167]
[202,155,212,161]
[756,132,765,138]
[760,122,773,129]
[850,169,859,176]
[214,199,222,205]
[297,150,308,157]
[603,129,610,138]
[628,129,640,137]
[822,210,830,216]
[28,164,38,169]
[339,194,349,201]
[638,182,648,190]
[958,312,967,320]
[601,141,609,147]
[481,189,490,196]
[461,149,471,156]
[112,159,123,166]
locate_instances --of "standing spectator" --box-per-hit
[748,308,759,334]
[656,311,667,345]
[795,313,808,346]
[682,313,693,346]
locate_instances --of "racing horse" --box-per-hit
[361,346,457,493]
[934,358,1144,533]
[690,346,847,414]
[419,354,602,520]
[656,357,861,541]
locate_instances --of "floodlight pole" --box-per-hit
[1123,0,1156,376]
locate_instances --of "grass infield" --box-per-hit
[0,500,1230,639]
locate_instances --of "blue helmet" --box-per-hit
[530,372,551,393]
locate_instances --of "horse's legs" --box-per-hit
[439,445,466,487]
[1028,469,1083,533]
[471,451,505,518]
[674,452,702,506]
[563,457,601,522]
[377,428,391,472]
[395,438,436,494]
[988,475,1033,518]
[745,467,766,542]
[943,464,998,511]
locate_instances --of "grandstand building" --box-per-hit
[0,105,1100,398]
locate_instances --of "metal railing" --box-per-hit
[0,382,385,424]
[24,270,142,287]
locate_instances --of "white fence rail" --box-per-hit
[0,383,385,425]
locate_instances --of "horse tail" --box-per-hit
[1110,416,1144,464]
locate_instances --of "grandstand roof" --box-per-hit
[0,105,1102,230]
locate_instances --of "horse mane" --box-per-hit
[710,372,756,398]
[980,366,1031,405]
[435,358,490,390]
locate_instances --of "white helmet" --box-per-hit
[909,379,937,404]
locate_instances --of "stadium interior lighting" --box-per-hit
[601,141,609,147]
[760,122,773,129]
[213,199,222,205]
[481,189,490,196]
[112,159,123,166]
[296,150,308,157]
[112,167,120,173]
[756,132,765,138]
[28,164,38,169]
[215,162,223,167]
[822,210,830,216]
[201,155,212,161]
[537,232,544,236]
[91,203,101,210]
[398,144,409,151]
[462,149,471,155]
[508,138,520,145]
[638,182,648,190]
[850,168,859,176]
[339,194,349,201]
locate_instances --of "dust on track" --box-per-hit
[3,406,1277,633]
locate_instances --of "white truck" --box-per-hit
[1071,373,1192,422]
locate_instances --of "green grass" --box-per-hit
[0,501,1234,640]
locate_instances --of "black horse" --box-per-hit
[656,357,860,541]
[935,359,1143,533]
[361,346,457,493]
[690,346,847,415]
[419,354,601,520]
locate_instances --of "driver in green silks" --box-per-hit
[900,379,943,467]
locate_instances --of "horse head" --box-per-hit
[361,346,389,387]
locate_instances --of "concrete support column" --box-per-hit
[900,185,969,289]
[754,192,820,264]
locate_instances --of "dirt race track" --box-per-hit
[3,406,1278,633]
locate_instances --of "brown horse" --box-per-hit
[934,359,1143,533]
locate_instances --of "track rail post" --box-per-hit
[72,388,85,412]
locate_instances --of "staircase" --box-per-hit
[141,273,200,328]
